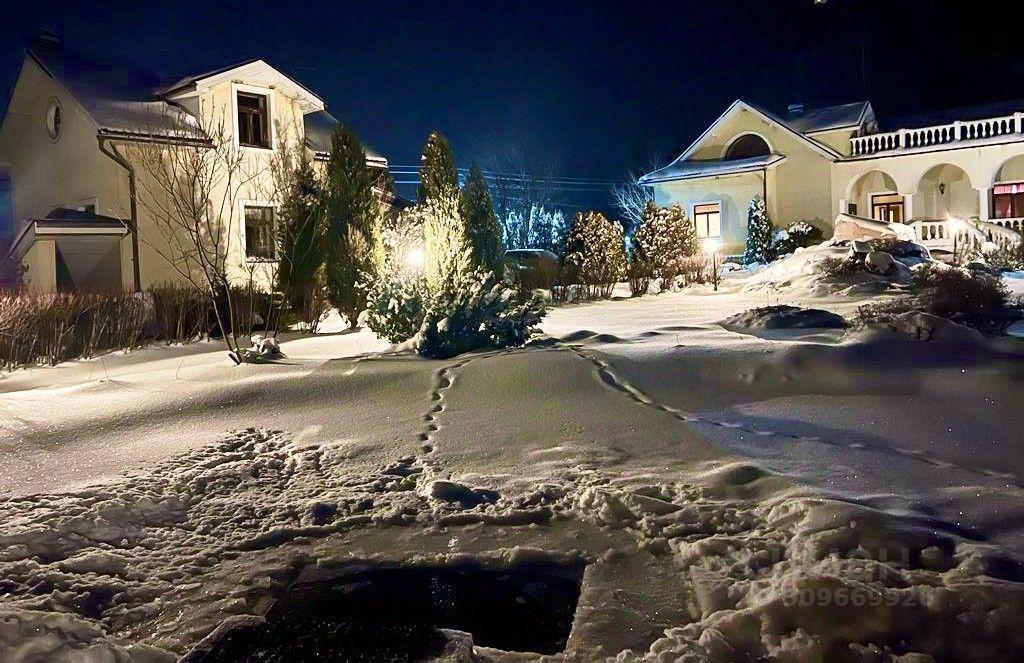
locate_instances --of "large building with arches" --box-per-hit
[640,99,1024,255]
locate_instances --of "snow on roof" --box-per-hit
[783,101,871,134]
[638,153,784,185]
[304,110,386,163]
[27,36,206,140]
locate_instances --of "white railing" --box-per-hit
[851,112,1024,156]
[989,217,1024,233]
[909,218,1021,252]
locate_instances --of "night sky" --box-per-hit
[3,0,1024,210]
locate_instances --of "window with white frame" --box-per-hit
[244,206,276,259]
[693,203,721,238]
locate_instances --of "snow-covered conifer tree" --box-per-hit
[743,195,774,264]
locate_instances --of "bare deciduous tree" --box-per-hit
[127,110,264,361]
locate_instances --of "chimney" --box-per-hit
[787,103,805,117]
[37,26,62,44]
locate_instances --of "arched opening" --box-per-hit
[916,163,978,221]
[992,156,1024,228]
[724,134,770,161]
[847,170,902,222]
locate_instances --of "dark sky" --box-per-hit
[3,0,1024,208]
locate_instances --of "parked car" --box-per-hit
[504,249,560,290]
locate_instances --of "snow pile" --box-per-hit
[590,479,1024,662]
[720,305,847,331]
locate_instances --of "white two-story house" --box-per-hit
[0,32,387,292]
[640,99,1024,256]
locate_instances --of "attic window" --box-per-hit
[46,99,62,140]
[237,92,269,148]
[725,134,770,161]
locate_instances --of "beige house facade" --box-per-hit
[0,33,387,292]
[641,99,1024,256]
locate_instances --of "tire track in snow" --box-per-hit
[561,341,1024,490]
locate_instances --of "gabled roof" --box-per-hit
[674,100,844,164]
[638,153,785,185]
[26,35,205,140]
[787,101,872,134]
[304,110,387,165]
[159,59,325,114]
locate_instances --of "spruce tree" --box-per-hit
[458,163,504,272]
[418,132,459,205]
[323,123,383,328]
[743,195,775,264]
[276,159,326,323]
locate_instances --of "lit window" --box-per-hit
[871,193,904,223]
[693,203,721,238]
[46,99,62,140]
[245,206,276,259]
[237,92,269,148]
[993,182,1024,219]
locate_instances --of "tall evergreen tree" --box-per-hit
[323,124,383,328]
[276,158,326,323]
[458,164,504,271]
[743,195,775,264]
[418,132,459,204]
[418,132,471,292]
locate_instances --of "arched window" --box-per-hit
[725,134,770,161]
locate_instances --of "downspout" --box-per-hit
[97,135,141,291]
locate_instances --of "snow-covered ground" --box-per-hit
[2,274,1024,661]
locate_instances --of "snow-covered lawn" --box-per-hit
[2,278,1024,661]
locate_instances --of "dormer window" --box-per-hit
[237,92,269,148]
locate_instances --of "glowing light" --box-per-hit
[406,246,425,269]
[703,237,721,253]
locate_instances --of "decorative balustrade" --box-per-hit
[909,218,1021,252]
[989,217,1024,233]
[851,113,1024,156]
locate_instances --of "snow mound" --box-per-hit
[720,306,847,331]
[854,311,987,344]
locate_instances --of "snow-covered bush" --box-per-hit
[772,220,823,255]
[986,240,1024,271]
[743,196,775,264]
[855,264,1020,335]
[631,202,700,295]
[562,211,627,299]
[414,269,545,359]
[361,266,428,343]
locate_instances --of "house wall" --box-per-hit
[653,174,763,255]
[806,128,857,156]
[21,238,55,292]
[0,57,131,262]
[831,141,1024,222]
[654,106,837,253]
[117,80,309,292]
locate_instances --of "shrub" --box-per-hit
[562,211,627,299]
[0,291,150,369]
[773,220,824,255]
[817,256,861,279]
[986,241,1024,271]
[414,269,545,359]
[856,264,1019,335]
[361,267,429,343]
[627,259,654,297]
[631,202,700,294]
[149,283,210,344]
